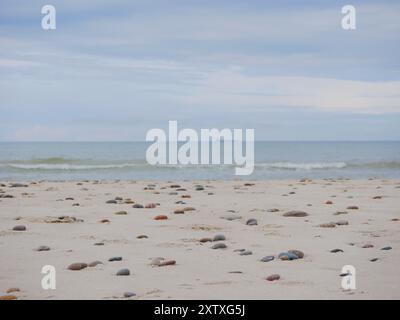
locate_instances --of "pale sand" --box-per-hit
[0,179,399,300]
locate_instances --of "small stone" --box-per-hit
[133,204,144,208]
[288,250,304,258]
[283,210,308,217]
[124,292,136,298]
[94,242,104,246]
[381,246,392,250]
[319,222,336,228]
[109,256,122,262]
[106,200,117,204]
[267,208,280,212]
[35,245,50,252]
[99,219,110,223]
[88,261,103,267]
[373,196,382,199]
[370,258,379,262]
[220,214,242,221]
[240,250,252,256]
[10,183,28,188]
[213,234,226,241]
[158,260,176,267]
[150,257,164,266]
[68,263,88,271]
[114,211,127,215]
[278,252,298,260]
[246,218,258,226]
[116,268,130,276]
[154,215,168,220]
[199,237,212,243]
[174,209,185,214]
[260,255,275,262]
[347,206,359,210]
[334,211,348,215]
[330,249,344,253]
[183,207,195,211]
[182,195,191,198]
[137,235,148,239]
[325,200,333,204]
[170,184,181,188]
[336,220,349,226]
[362,244,374,248]
[266,274,280,281]
[0,295,18,300]
[13,225,26,231]
[211,243,227,249]
[6,288,20,293]
[145,203,156,209]
[115,197,123,201]
[195,186,204,191]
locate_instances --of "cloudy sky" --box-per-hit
[0,0,399,141]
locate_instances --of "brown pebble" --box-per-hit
[6,288,20,294]
[158,260,176,267]
[181,195,191,198]
[347,206,359,210]
[145,203,156,208]
[99,219,110,223]
[266,274,280,281]
[0,295,17,300]
[319,222,336,228]
[67,262,88,271]
[199,237,212,243]
[325,200,333,204]
[154,215,168,220]
[174,209,185,214]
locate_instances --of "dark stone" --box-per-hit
[116,268,130,276]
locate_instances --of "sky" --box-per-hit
[0,0,399,141]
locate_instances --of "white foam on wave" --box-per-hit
[256,162,347,170]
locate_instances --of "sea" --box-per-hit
[0,142,399,181]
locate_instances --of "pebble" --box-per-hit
[381,246,392,250]
[68,263,88,271]
[330,249,344,253]
[99,219,110,223]
[114,211,127,215]
[10,183,28,188]
[195,186,204,191]
[278,252,299,260]
[182,195,191,198]
[370,258,379,262]
[266,274,280,281]
[137,235,148,239]
[260,255,275,262]
[213,234,226,241]
[13,225,26,231]
[267,208,280,212]
[283,210,308,217]
[35,245,50,252]
[183,207,196,211]
[239,250,252,256]
[124,292,136,298]
[116,268,130,276]
[246,218,258,226]
[220,214,242,221]
[362,244,374,248]
[211,243,227,249]
[199,237,212,243]
[88,261,103,267]
[158,260,176,267]
[94,242,104,246]
[145,203,156,208]
[347,206,359,210]
[336,220,349,226]
[174,209,185,214]
[109,256,123,262]
[287,250,304,258]
[334,211,348,215]
[325,200,333,204]
[154,215,168,220]
[0,295,18,300]
[106,200,117,204]
[319,222,336,228]
[6,288,20,293]
[133,204,144,208]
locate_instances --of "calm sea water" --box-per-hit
[0,142,399,181]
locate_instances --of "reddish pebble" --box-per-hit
[154,215,168,220]
[266,274,280,281]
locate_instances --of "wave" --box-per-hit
[256,162,347,170]
[1,160,400,172]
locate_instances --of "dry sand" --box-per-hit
[0,179,399,299]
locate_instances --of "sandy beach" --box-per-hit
[0,179,399,300]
